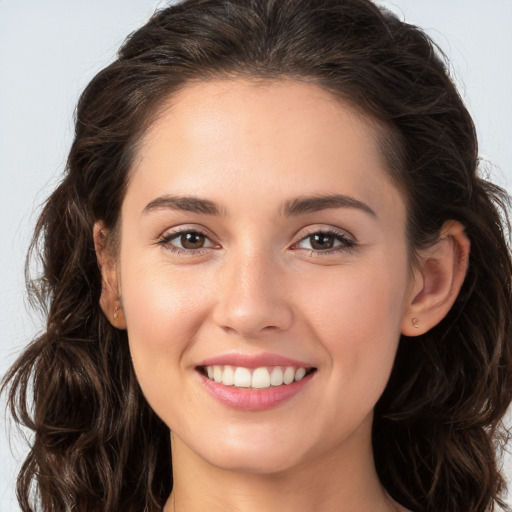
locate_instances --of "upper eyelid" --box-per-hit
[294,225,355,243]
[159,224,214,240]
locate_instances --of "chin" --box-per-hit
[207,449,305,475]
[188,427,318,476]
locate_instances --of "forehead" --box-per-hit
[128,78,405,224]
[143,78,381,154]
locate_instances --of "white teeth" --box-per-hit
[283,366,295,385]
[221,365,234,386]
[270,367,284,386]
[295,368,306,381]
[252,367,271,389]
[213,365,222,383]
[204,364,311,388]
[233,367,252,388]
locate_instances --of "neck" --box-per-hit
[164,417,402,512]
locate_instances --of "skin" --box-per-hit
[95,79,469,512]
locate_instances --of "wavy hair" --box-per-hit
[3,0,512,511]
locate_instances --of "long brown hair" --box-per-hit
[3,1,512,511]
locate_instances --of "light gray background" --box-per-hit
[1,1,511,510]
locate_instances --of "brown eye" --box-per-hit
[159,229,216,253]
[309,233,336,250]
[295,230,354,253]
[180,232,206,249]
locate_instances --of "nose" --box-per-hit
[211,248,294,338]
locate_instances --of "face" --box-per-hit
[114,79,416,475]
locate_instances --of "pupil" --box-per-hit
[311,234,334,250]
[181,232,205,249]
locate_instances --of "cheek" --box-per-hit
[303,263,406,333]
[299,259,408,391]
[120,259,209,377]
[119,261,216,430]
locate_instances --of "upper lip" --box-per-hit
[197,352,313,369]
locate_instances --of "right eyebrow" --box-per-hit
[142,195,223,216]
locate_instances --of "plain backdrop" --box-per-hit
[1,1,511,510]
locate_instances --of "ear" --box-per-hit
[93,222,126,329]
[401,220,470,336]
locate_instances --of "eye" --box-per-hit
[158,229,217,253]
[175,232,208,249]
[294,229,354,253]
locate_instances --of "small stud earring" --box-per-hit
[113,306,120,320]
[412,317,420,329]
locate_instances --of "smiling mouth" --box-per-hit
[197,365,317,389]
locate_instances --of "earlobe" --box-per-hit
[93,222,127,329]
[401,220,470,337]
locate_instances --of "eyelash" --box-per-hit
[157,227,216,255]
[292,228,355,256]
[157,227,356,256]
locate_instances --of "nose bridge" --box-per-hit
[212,241,293,337]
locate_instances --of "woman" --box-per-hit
[2,0,512,511]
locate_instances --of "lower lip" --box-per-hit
[199,372,314,411]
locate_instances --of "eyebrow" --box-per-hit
[142,193,376,218]
[282,194,376,218]
[142,195,222,216]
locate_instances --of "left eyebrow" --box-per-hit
[282,194,377,218]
